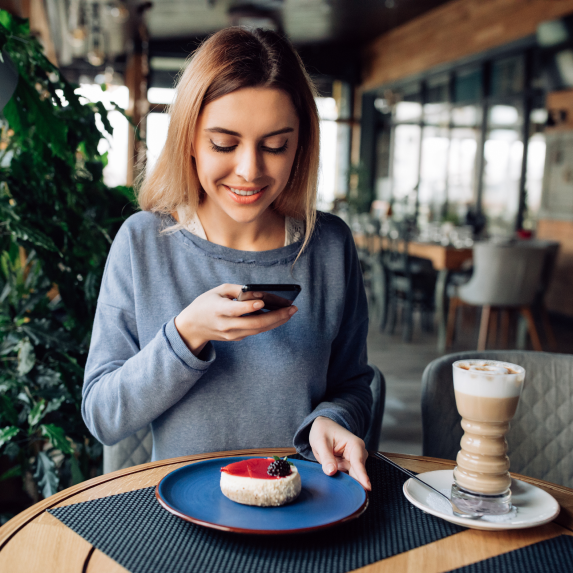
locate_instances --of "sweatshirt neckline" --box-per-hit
[169,216,303,265]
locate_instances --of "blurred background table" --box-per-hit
[354,234,473,350]
[1,448,572,573]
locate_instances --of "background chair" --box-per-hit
[531,240,560,350]
[421,350,573,488]
[364,365,386,451]
[446,241,547,351]
[382,224,437,342]
[103,364,386,473]
[103,425,153,474]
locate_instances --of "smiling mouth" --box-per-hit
[227,186,266,196]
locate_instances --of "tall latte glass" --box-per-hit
[451,360,525,515]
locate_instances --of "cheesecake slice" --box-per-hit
[220,458,301,507]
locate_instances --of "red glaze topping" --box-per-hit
[220,458,283,480]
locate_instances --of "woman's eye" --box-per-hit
[210,142,237,153]
[262,142,288,155]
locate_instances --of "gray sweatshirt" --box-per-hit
[82,211,373,461]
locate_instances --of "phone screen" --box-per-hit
[238,284,301,311]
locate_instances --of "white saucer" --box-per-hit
[403,470,560,531]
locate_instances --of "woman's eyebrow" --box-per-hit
[204,127,294,138]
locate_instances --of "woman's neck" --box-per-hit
[189,202,285,251]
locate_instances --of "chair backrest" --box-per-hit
[531,240,560,297]
[421,350,573,488]
[103,425,153,474]
[103,365,386,473]
[365,365,386,451]
[458,242,546,306]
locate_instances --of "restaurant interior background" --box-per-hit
[2,0,573,520]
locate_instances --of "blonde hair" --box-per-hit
[137,27,320,256]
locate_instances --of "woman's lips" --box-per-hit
[224,185,266,204]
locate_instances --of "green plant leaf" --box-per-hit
[44,395,65,413]
[40,424,73,454]
[9,221,60,254]
[3,75,69,161]
[0,425,19,447]
[0,11,136,499]
[0,394,18,425]
[0,10,29,35]
[22,320,72,350]
[27,398,45,427]
[70,455,84,485]
[94,101,113,136]
[0,464,21,481]
[33,451,59,498]
[16,338,35,376]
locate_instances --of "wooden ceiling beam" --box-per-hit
[362,0,573,90]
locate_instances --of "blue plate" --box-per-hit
[155,456,368,534]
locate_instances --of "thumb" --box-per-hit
[312,432,338,477]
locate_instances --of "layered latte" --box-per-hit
[452,360,525,499]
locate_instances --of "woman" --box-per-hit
[82,27,373,490]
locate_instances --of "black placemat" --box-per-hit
[448,534,573,573]
[48,456,464,573]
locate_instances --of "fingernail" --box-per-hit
[326,463,336,475]
[288,306,297,315]
[253,301,264,309]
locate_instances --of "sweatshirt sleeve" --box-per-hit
[81,224,216,446]
[293,223,373,459]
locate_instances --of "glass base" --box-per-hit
[451,483,512,515]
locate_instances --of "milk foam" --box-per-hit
[453,360,525,398]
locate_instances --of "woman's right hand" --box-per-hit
[174,284,298,356]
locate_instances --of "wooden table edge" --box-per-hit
[1,449,572,549]
[0,447,296,549]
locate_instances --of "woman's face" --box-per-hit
[193,87,299,225]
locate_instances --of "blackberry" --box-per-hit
[267,457,292,477]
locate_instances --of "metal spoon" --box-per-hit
[373,452,482,520]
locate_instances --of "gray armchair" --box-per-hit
[103,364,385,473]
[422,350,573,488]
[446,241,547,351]
[103,426,153,475]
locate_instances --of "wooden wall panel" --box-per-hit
[537,219,573,317]
[363,0,573,90]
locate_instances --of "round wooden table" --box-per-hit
[1,448,572,573]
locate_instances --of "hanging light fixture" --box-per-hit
[48,0,130,71]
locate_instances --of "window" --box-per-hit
[367,48,544,235]
[481,105,524,236]
[76,84,129,187]
[523,108,548,229]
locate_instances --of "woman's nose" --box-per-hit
[234,146,262,182]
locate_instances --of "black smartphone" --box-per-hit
[238,284,301,311]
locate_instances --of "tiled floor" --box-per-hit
[367,309,573,456]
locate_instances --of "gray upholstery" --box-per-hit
[103,364,385,473]
[457,242,547,306]
[365,365,386,452]
[422,350,573,488]
[103,425,153,474]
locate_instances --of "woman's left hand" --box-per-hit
[309,416,371,491]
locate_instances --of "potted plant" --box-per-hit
[0,10,137,521]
